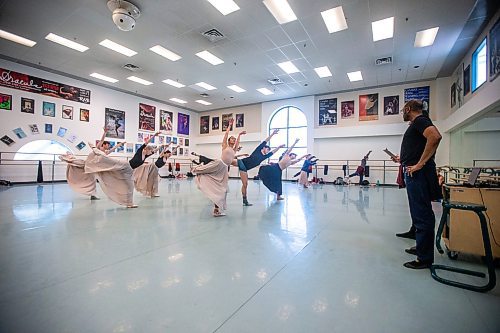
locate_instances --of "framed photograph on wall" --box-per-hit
[404,86,430,116]
[185,138,189,146]
[454,64,464,107]
[200,115,210,134]
[160,110,173,133]
[62,105,73,119]
[489,17,500,82]
[177,113,190,135]
[139,103,156,131]
[57,127,67,137]
[319,98,337,125]
[235,113,244,128]
[450,83,456,108]
[29,124,40,135]
[383,96,399,115]
[341,101,354,119]
[212,116,220,130]
[45,124,52,133]
[13,127,27,139]
[80,108,90,122]
[1,135,15,146]
[359,94,378,121]
[42,101,55,117]
[76,141,86,150]
[222,113,233,131]
[0,93,12,110]
[105,108,125,139]
[21,97,34,114]
[464,64,471,96]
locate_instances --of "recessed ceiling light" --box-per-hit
[0,29,36,47]
[414,27,439,47]
[257,88,274,95]
[227,85,246,93]
[195,50,224,65]
[90,73,118,83]
[371,17,394,42]
[314,66,332,78]
[162,79,185,88]
[45,33,88,52]
[195,82,217,90]
[278,61,299,74]
[347,71,363,82]
[206,0,240,15]
[99,39,137,57]
[170,98,187,104]
[196,99,212,105]
[127,76,153,85]
[149,45,181,61]
[321,6,348,33]
[263,0,297,24]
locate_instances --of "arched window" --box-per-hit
[268,106,307,161]
[14,140,72,161]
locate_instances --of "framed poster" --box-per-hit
[62,105,73,119]
[200,115,210,134]
[235,113,244,128]
[0,135,15,146]
[29,124,40,135]
[489,17,500,82]
[222,113,233,131]
[126,143,134,153]
[319,98,337,125]
[80,108,90,122]
[160,110,173,133]
[21,97,34,114]
[42,101,55,117]
[359,94,378,121]
[464,65,471,96]
[45,124,52,133]
[212,116,220,130]
[139,103,156,131]
[13,127,27,139]
[76,141,86,150]
[185,138,189,146]
[67,133,77,143]
[105,108,125,139]
[383,96,399,115]
[0,93,12,110]
[404,86,430,116]
[177,113,190,135]
[450,83,456,108]
[57,127,67,137]
[454,64,464,107]
[341,101,354,119]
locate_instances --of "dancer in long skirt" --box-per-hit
[192,119,245,216]
[295,155,318,188]
[258,138,307,201]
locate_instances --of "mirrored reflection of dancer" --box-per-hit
[347,150,371,185]
[294,155,318,188]
[192,119,244,217]
[258,138,307,201]
[231,129,284,206]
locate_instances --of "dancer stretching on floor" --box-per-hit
[192,119,245,216]
[258,138,307,201]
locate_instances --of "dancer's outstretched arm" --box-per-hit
[222,119,234,150]
[233,131,246,152]
[145,131,161,145]
[265,128,279,143]
[96,126,107,150]
[270,144,286,154]
[284,138,300,155]
[106,141,125,155]
[290,154,308,166]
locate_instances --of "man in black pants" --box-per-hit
[391,100,442,269]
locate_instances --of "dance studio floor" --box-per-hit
[0,179,499,332]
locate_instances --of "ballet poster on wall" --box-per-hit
[80,108,90,122]
[42,101,55,117]
[13,127,27,139]
[212,116,220,130]
[0,93,12,110]
[235,113,244,128]
[319,98,337,125]
[404,86,430,115]
[160,110,173,133]
[383,96,399,115]
[21,97,34,114]
[105,108,125,139]
[359,94,379,121]
[341,101,355,119]
[139,103,156,132]
[0,67,91,104]
[200,115,209,134]
[62,105,73,119]
[29,124,40,135]
[45,124,52,133]
[464,65,471,96]
[222,113,233,131]
[76,141,86,150]
[0,135,15,146]
[489,17,500,82]
[177,113,190,135]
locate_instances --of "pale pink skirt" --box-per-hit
[193,159,228,210]
[60,154,97,196]
[298,171,308,186]
[133,163,159,197]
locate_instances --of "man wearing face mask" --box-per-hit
[391,100,442,269]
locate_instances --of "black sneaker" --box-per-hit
[405,247,417,255]
[243,201,253,206]
[403,260,432,269]
[396,230,416,240]
[90,195,100,200]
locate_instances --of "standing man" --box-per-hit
[391,100,442,269]
[234,129,284,206]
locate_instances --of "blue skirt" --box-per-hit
[258,164,282,195]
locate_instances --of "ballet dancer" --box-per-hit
[295,155,318,188]
[346,150,372,185]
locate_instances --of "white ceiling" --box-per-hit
[0,0,476,112]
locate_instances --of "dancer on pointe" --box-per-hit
[192,119,245,216]
[258,138,307,201]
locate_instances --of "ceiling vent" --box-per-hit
[202,29,225,43]
[123,63,141,71]
[267,78,284,85]
[375,56,393,65]
[200,93,210,98]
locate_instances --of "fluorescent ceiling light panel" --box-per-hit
[149,45,181,61]
[90,73,118,83]
[127,76,153,85]
[278,61,299,74]
[195,82,217,90]
[414,27,439,47]
[99,39,137,57]
[227,85,246,93]
[314,66,332,78]
[263,0,297,24]
[45,33,88,52]
[195,50,224,65]
[162,79,185,88]
[0,29,36,47]
[170,98,187,104]
[321,6,348,33]
[371,17,394,41]
[196,100,212,105]
[206,0,240,15]
[347,71,363,82]
[257,88,274,95]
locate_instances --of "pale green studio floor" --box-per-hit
[0,179,499,333]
